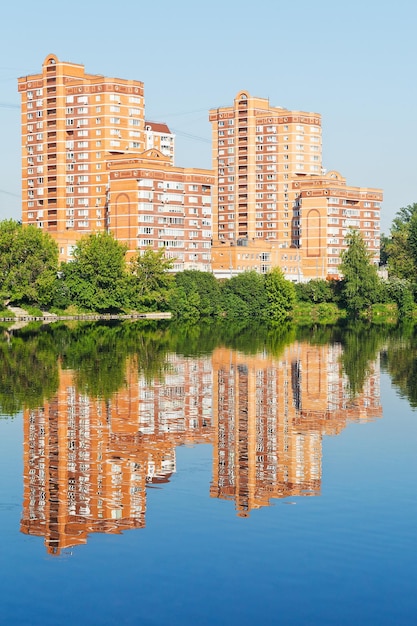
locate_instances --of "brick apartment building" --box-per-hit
[18,57,381,280]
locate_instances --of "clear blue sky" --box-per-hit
[1,0,416,233]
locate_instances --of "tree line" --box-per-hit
[1,204,417,325]
[0,219,296,325]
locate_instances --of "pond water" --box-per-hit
[0,321,416,625]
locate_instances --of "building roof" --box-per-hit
[145,120,172,135]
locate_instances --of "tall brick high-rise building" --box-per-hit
[18,54,147,258]
[18,57,382,279]
[209,91,382,280]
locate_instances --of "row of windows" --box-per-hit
[65,94,141,105]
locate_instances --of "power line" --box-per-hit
[171,128,211,144]
[0,102,19,110]
[147,107,208,119]
[0,189,20,198]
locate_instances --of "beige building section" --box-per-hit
[209,91,382,281]
[106,151,213,270]
[209,91,322,278]
[145,121,175,164]
[18,55,177,262]
[18,57,383,280]
[292,171,382,280]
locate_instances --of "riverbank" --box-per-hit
[0,305,171,327]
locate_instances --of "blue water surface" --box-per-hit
[0,372,416,626]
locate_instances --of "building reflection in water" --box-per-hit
[20,354,213,555]
[20,342,381,554]
[210,343,382,516]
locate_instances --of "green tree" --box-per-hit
[340,230,380,319]
[168,286,201,322]
[61,232,128,312]
[128,248,174,310]
[221,270,268,320]
[407,211,417,272]
[386,277,415,318]
[391,203,417,231]
[294,278,336,304]
[264,267,296,327]
[0,220,59,307]
[174,270,221,318]
[386,230,414,279]
[379,233,391,267]
[386,203,417,280]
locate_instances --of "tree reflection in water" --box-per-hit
[0,320,396,554]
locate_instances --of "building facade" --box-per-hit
[291,171,382,279]
[18,58,382,280]
[145,121,175,164]
[209,91,323,278]
[209,91,382,281]
[106,151,213,270]
[18,55,179,262]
